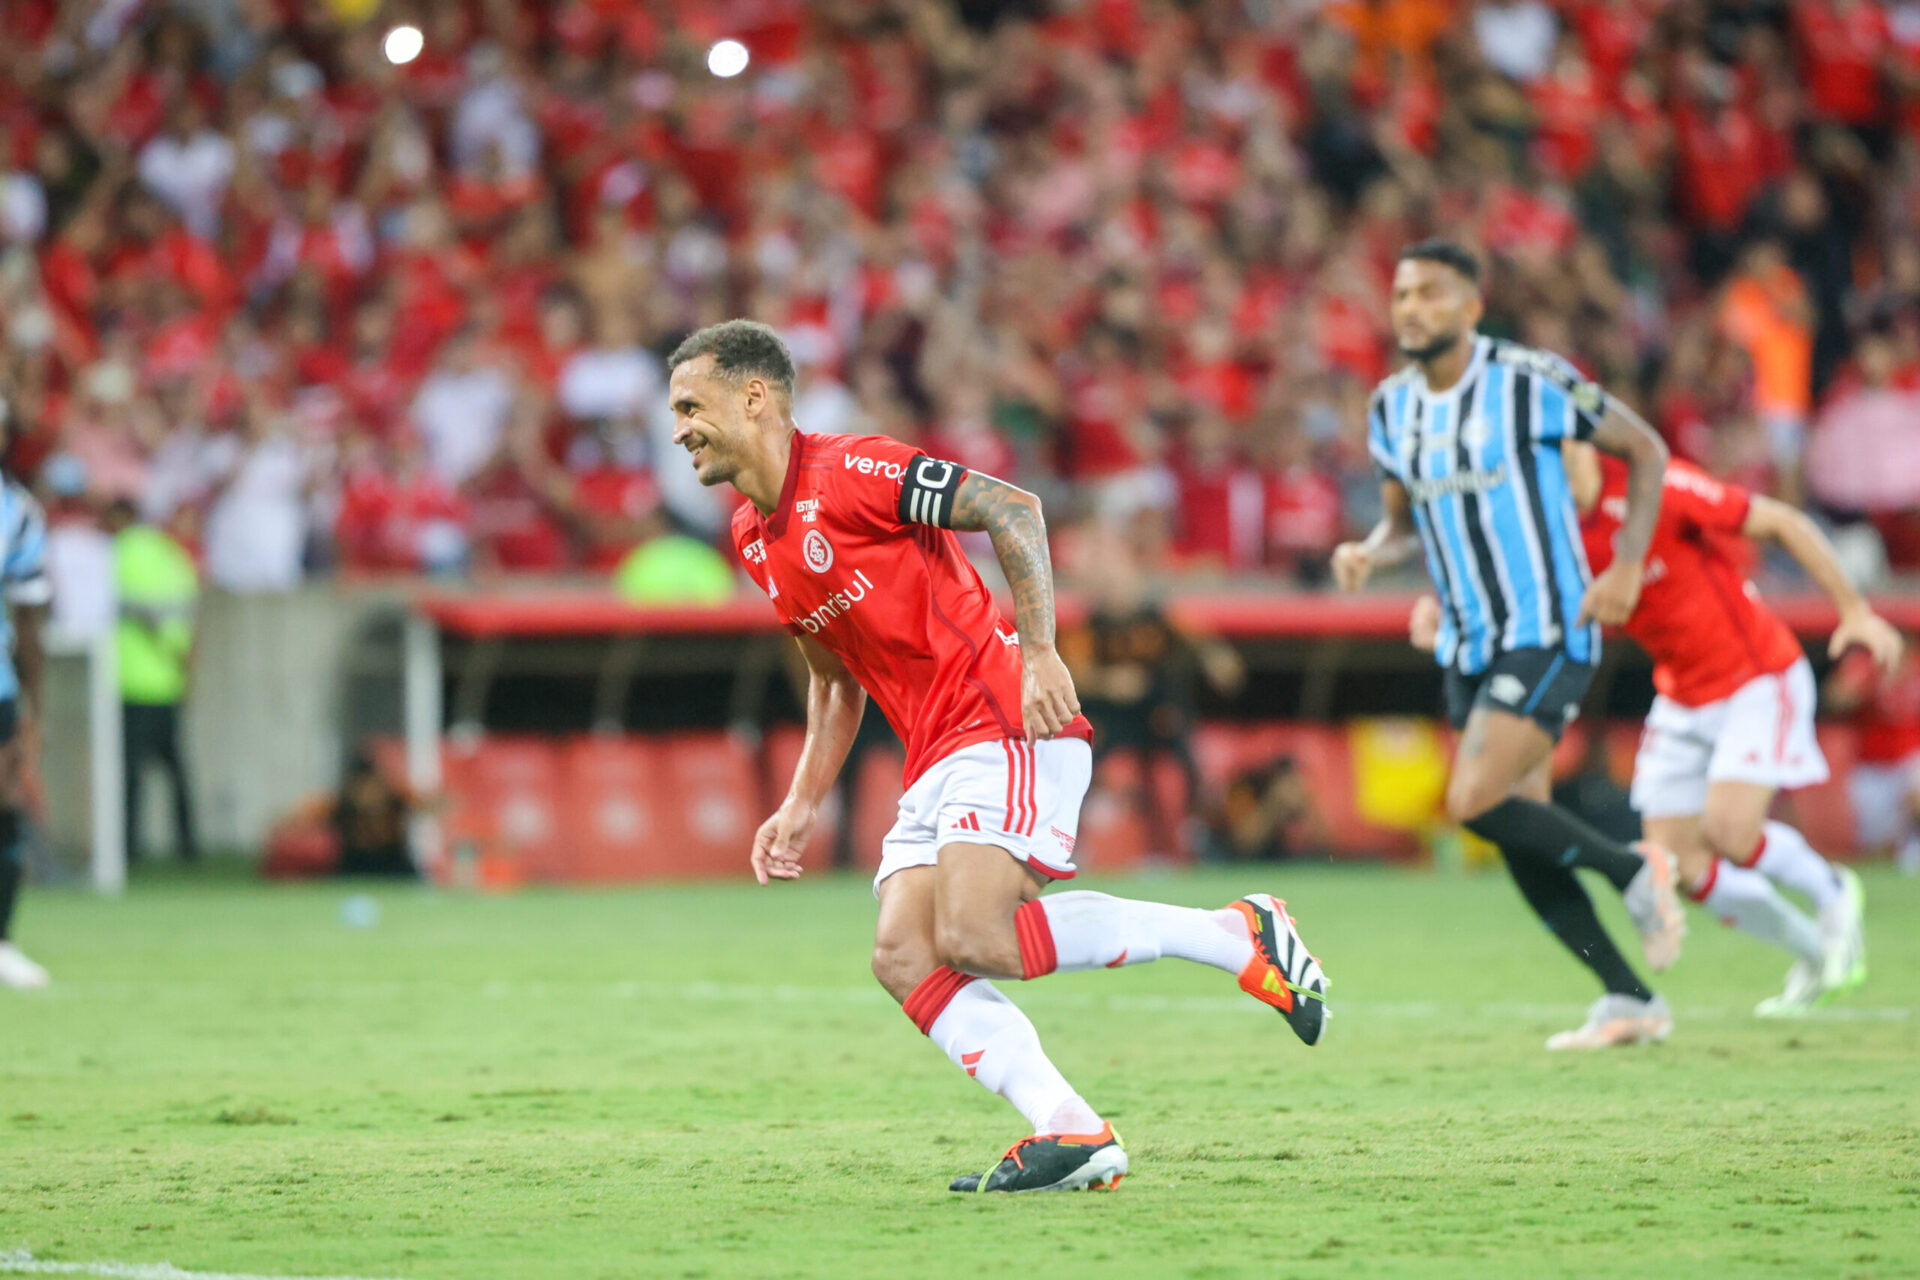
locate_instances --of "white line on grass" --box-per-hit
[613,980,1914,1023]
[0,1252,408,1280]
[47,979,1912,1022]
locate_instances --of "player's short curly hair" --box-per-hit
[667,320,795,392]
[1398,239,1482,285]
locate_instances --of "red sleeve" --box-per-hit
[731,507,774,598]
[826,434,930,534]
[1661,462,1751,535]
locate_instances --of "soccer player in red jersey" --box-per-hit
[1825,642,1920,874]
[1416,448,1901,1014]
[666,322,1328,1194]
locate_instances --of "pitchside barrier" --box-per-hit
[37,629,124,893]
[306,591,1915,884]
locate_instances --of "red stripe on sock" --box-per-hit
[1688,858,1721,904]
[1014,899,1058,980]
[902,965,976,1035]
[1739,833,1767,869]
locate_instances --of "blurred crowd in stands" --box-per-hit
[3,0,1920,595]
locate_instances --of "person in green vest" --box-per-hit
[105,499,200,866]
[612,532,736,606]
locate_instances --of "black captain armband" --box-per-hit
[897,456,968,528]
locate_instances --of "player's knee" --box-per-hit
[1670,842,1716,891]
[932,918,1015,981]
[1700,808,1763,863]
[1445,774,1504,826]
[870,937,933,1003]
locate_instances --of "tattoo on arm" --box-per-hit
[947,470,1056,649]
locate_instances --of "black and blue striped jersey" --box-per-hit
[1367,336,1606,676]
[0,478,49,702]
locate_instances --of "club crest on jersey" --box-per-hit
[794,497,821,523]
[803,528,835,572]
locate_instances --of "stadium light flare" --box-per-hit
[707,39,750,78]
[383,25,424,66]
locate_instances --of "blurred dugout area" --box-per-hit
[286,716,1864,885]
[240,588,1887,884]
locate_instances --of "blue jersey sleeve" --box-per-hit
[1366,389,1398,480]
[2,488,50,607]
[1527,351,1605,443]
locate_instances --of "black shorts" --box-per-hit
[0,699,15,746]
[1443,648,1594,742]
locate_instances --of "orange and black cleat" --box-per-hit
[948,1123,1128,1194]
[1229,893,1330,1046]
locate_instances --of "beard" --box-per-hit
[694,455,737,487]
[1398,329,1466,363]
[687,439,734,487]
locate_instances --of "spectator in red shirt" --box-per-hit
[1169,410,1262,574]
[1261,421,1341,584]
[332,433,471,576]
[1794,0,1891,128]
[511,413,664,573]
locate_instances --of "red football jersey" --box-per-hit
[1832,649,1920,765]
[732,431,1093,788]
[1581,458,1803,707]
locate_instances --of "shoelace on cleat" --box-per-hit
[1271,899,1323,968]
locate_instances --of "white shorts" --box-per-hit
[874,737,1091,896]
[1631,658,1829,818]
[1848,753,1920,848]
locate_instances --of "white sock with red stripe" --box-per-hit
[1748,821,1843,912]
[1690,857,1822,966]
[1013,892,1254,977]
[902,966,1102,1135]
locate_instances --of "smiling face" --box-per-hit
[669,353,772,487]
[1389,257,1483,363]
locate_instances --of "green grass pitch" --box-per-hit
[2,865,1916,1280]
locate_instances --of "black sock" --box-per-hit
[1500,849,1653,1000]
[1467,798,1645,892]
[0,810,19,942]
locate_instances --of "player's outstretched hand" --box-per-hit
[1022,645,1082,741]
[1408,594,1442,653]
[1577,561,1643,627]
[1830,607,1905,678]
[1330,542,1372,592]
[750,801,815,885]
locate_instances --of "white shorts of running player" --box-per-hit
[1631,657,1829,819]
[874,737,1092,896]
[1848,751,1920,848]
